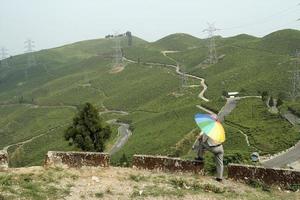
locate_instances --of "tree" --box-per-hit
[268,96,274,107]
[64,102,111,152]
[222,90,228,98]
[261,91,269,102]
[277,98,283,107]
[240,88,246,94]
[119,153,129,167]
[277,92,286,100]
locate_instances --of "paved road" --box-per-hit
[107,120,132,155]
[262,142,300,169]
[217,98,238,122]
[282,111,300,126]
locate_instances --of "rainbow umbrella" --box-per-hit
[194,113,225,143]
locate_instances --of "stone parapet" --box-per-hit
[44,151,110,168]
[132,154,204,174]
[0,151,8,170]
[228,163,300,187]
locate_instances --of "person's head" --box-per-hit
[210,114,218,120]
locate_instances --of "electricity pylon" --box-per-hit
[24,39,36,80]
[181,64,188,89]
[203,23,219,64]
[0,47,9,68]
[288,50,300,101]
[113,32,123,66]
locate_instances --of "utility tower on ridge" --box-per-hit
[0,47,9,68]
[113,32,123,66]
[24,39,36,80]
[288,50,300,101]
[203,23,219,65]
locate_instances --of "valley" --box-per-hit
[0,29,299,169]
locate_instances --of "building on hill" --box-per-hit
[228,92,239,98]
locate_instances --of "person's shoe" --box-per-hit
[194,157,204,162]
[213,177,223,182]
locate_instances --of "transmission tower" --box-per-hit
[180,64,188,89]
[24,39,36,79]
[0,47,9,68]
[288,50,300,101]
[203,23,219,65]
[113,32,123,66]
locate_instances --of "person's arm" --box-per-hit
[192,131,203,150]
[197,131,204,140]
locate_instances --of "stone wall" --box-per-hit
[132,155,204,174]
[228,164,300,187]
[44,151,110,168]
[0,151,8,170]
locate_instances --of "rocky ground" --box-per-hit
[1,166,299,200]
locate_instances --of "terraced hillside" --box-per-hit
[0,29,299,167]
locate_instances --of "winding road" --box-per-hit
[123,52,209,102]
[3,49,298,170]
[261,111,300,169]
[106,119,132,155]
[100,111,132,155]
[262,142,300,169]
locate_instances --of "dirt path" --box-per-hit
[0,102,77,110]
[218,97,263,150]
[62,166,280,200]
[1,123,70,154]
[123,54,209,102]
[162,51,209,102]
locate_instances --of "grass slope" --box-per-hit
[0,29,299,168]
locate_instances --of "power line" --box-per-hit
[222,3,300,31]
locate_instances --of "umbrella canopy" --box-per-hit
[194,113,225,143]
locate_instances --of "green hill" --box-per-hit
[150,33,205,51]
[0,29,299,167]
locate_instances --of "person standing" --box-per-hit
[193,131,224,182]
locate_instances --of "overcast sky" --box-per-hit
[1,0,299,55]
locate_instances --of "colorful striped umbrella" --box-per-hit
[194,113,225,143]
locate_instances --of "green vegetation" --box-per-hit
[168,29,300,100]
[225,98,300,154]
[149,33,205,51]
[0,29,299,167]
[0,168,76,200]
[123,46,175,65]
[287,101,300,117]
[64,102,111,152]
[1,165,299,200]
